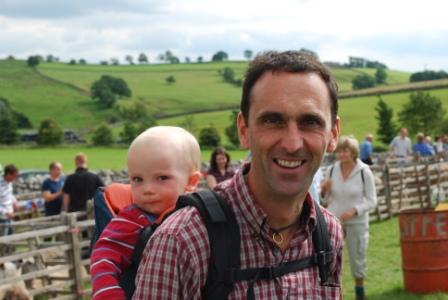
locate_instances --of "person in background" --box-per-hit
[62,153,104,213]
[412,133,435,158]
[389,127,412,162]
[0,164,19,236]
[320,136,377,300]
[41,162,65,216]
[206,147,235,189]
[359,134,374,165]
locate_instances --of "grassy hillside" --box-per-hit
[159,89,448,145]
[0,60,115,129]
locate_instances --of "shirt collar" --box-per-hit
[221,162,318,240]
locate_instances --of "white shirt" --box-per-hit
[325,159,377,225]
[389,136,412,157]
[0,176,16,217]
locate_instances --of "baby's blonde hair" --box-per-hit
[128,126,201,173]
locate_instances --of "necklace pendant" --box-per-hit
[272,232,284,245]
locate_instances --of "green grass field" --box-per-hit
[342,217,448,300]
[0,146,249,172]
[1,59,412,133]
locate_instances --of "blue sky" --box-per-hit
[1,0,447,71]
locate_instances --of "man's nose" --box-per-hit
[280,122,304,153]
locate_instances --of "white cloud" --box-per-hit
[0,0,447,71]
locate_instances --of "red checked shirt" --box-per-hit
[133,163,343,299]
[90,205,156,299]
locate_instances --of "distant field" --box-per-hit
[0,146,249,172]
[0,60,114,129]
[157,88,448,145]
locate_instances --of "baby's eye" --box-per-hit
[131,176,143,183]
[157,175,170,181]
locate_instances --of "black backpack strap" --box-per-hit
[312,203,333,284]
[176,190,241,300]
[120,224,158,300]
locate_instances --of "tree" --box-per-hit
[91,75,131,108]
[199,125,221,148]
[225,111,239,147]
[37,118,63,145]
[299,48,318,60]
[375,67,387,84]
[79,58,87,65]
[185,57,191,63]
[211,51,228,62]
[375,96,396,144]
[222,67,235,83]
[92,123,114,146]
[100,61,109,65]
[244,49,253,61]
[119,122,140,145]
[27,56,40,68]
[125,55,134,65]
[352,74,376,90]
[0,98,18,144]
[410,70,448,82]
[398,92,446,136]
[197,56,203,63]
[46,54,55,63]
[179,115,197,135]
[165,75,176,84]
[110,58,119,66]
[138,53,148,64]
[68,59,76,65]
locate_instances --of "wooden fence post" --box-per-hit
[63,213,85,298]
[384,164,392,218]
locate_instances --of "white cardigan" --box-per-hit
[325,159,377,225]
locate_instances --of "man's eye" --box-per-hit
[131,177,143,183]
[301,116,322,127]
[262,115,283,125]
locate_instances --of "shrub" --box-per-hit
[37,118,63,145]
[199,126,221,148]
[92,123,114,146]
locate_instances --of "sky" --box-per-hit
[1,0,447,72]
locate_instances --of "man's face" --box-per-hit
[5,171,19,183]
[238,71,339,201]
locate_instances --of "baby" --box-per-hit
[90,126,201,299]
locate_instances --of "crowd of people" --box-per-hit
[2,50,447,300]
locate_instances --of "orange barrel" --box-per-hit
[398,208,448,293]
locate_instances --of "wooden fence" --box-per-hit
[368,159,448,221]
[0,212,93,300]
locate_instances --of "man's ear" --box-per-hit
[237,112,250,149]
[185,171,202,192]
[327,116,340,153]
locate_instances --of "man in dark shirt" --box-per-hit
[62,153,104,213]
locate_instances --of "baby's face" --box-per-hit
[128,146,191,216]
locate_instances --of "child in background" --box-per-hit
[90,126,201,299]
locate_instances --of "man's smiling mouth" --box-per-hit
[274,159,305,168]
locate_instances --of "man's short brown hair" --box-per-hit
[241,50,338,125]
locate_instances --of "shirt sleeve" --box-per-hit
[90,211,147,300]
[354,167,377,216]
[41,179,50,192]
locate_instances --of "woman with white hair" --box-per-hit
[320,136,377,300]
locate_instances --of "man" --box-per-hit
[41,162,65,216]
[412,133,435,158]
[62,153,104,213]
[360,134,374,165]
[389,128,412,162]
[0,164,19,235]
[134,51,343,299]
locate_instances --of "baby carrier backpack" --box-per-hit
[91,184,334,300]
